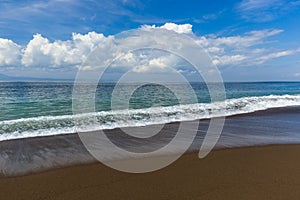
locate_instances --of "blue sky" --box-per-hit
[0,0,300,81]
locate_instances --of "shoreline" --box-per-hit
[2,94,300,142]
[1,104,300,142]
[2,144,300,199]
[1,106,300,176]
[6,142,300,177]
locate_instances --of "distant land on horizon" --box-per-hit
[0,73,299,83]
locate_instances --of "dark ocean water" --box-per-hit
[0,82,300,141]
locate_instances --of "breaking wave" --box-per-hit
[1,94,300,141]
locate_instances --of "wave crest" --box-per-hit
[0,94,299,141]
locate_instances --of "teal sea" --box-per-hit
[0,82,300,141]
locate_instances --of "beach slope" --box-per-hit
[1,145,300,200]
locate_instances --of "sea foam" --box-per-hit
[0,94,300,141]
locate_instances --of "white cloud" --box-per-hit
[207,46,224,54]
[159,23,193,34]
[21,32,107,68]
[132,55,179,73]
[0,38,21,66]
[256,50,299,63]
[237,0,300,22]
[142,23,193,34]
[198,29,283,48]
[197,28,300,67]
[110,51,181,73]
[0,23,299,72]
[212,55,247,66]
[294,73,300,77]
[238,0,281,11]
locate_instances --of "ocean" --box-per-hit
[0,82,300,141]
[1,82,300,175]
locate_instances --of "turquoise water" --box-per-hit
[0,82,300,140]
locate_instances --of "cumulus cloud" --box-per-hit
[142,23,193,34]
[0,38,21,66]
[18,23,192,69]
[158,23,193,34]
[132,55,180,73]
[0,23,299,72]
[109,50,182,73]
[22,32,106,68]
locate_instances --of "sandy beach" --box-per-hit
[0,0,300,198]
[1,144,300,199]
[1,107,300,199]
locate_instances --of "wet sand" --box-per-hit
[1,144,300,199]
[2,106,300,176]
[1,107,300,199]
